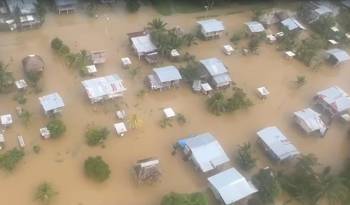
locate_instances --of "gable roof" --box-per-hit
[316,86,350,113]
[200,58,228,76]
[208,168,257,205]
[326,49,350,64]
[294,108,327,135]
[197,19,225,33]
[257,127,299,161]
[281,17,305,31]
[178,133,230,173]
[130,34,157,55]
[245,21,265,33]
[153,66,182,83]
[39,92,64,112]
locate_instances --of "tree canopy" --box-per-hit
[84,156,111,182]
[0,148,25,172]
[34,182,58,205]
[252,168,281,205]
[85,127,109,146]
[161,192,208,205]
[47,119,66,139]
[0,62,15,93]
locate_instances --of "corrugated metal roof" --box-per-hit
[281,18,305,31]
[245,21,265,33]
[314,5,332,15]
[342,0,350,8]
[153,65,182,83]
[257,127,299,161]
[326,48,350,63]
[39,92,64,112]
[294,108,327,135]
[197,19,225,33]
[6,0,37,14]
[200,58,228,76]
[208,168,258,205]
[130,34,157,55]
[181,133,230,173]
[317,86,350,113]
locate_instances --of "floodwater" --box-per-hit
[0,4,349,205]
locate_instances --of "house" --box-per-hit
[325,49,350,66]
[199,58,232,89]
[314,86,350,117]
[39,92,65,115]
[245,21,265,33]
[281,17,306,32]
[82,74,126,104]
[342,0,350,8]
[208,168,258,205]
[147,66,182,90]
[299,2,333,24]
[177,133,230,173]
[3,0,42,30]
[294,108,327,136]
[88,50,106,65]
[133,158,161,184]
[54,0,78,15]
[127,31,158,63]
[197,19,225,39]
[257,126,299,162]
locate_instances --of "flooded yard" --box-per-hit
[0,5,349,205]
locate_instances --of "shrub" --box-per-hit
[296,75,306,88]
[0,148,25,171]
[179,61,200,83]
[226,88,253,112]
[236,143,256,171]
[252,168,281,204]
[33,145,41,154]
[58,45,70,56]
[84,156,111,182]
[176,113,186,125]
[126,0,140,13]
[14,92,27,104]
[34,182,58,205]
[47,119,66,139]
[18,109,31,126]
[207,92,227,116]
[51,38,63,51]
[0,62,15,93]
[85,127,109,146]
[296,35,326,66]
[161,192,208,205]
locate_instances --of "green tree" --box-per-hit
[47,119,66,139]
[182,33,197,47]
[295,75,306,88]
[85,127,109,146]
[311,16,336,39]
[125,0,140,13]
[207,92,227,116]
[296,35,326,66]
[84,156,111,182]
[34,182,58,205]
[226,87,253,112]
[179,61,200,83]
[236,143,256,171]
[147,18,167,32]
[18,109,32,126]
[161,192,208,205]
[0,148,25,171]
[0,62,15,93]
[248,36,261,54]
[51,38,63,51]
[252,168,281,205]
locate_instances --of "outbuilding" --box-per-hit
[39,92,65,115]
[127,31,158,62]
[281,17,305,31]
[54,0,78,15]
[245,21,265,33]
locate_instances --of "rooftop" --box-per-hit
[316,86,350,113]
[245,21,265,33]
[39,92,64,112]
[281,17,305,31]
[153,66,182,83]
[200,58,228,76]
[5,0,37,14]
[130,34,157,55]
[326,48,350,64]
[294,108,327,135]
[197,19,225,33]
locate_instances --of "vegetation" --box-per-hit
[0,148,25,172]
[47,119,66,139]
[18,109,32,126]
[179,61,201,83]
[176,113,186,125]
[84,156,111,182]
[207,92,227,115]
[86,0,97,17]
[248,35,262,54]
[310,16,336,40]
[33,145,41,154]
[278,27,298,51]
[252,168,281,205]
[0,62,15,93]
[296,35,326,67]
[85,127,109,146]
[161,192,208,205]
[34,182,58,205]
[230,30,247,45]
[226,87,253,112]
[295,75,306,88]
[160,117,173,128]
[125,0,140,13]
[14,92,27,104]
[338,9,350,33]
[236,143,256,171]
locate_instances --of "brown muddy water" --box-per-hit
[0,5,349,205]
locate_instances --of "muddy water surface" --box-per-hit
[0,5,349,205]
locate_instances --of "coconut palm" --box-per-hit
[207,92,227,116]
[34,182,58,205]
[147,18,167,32]
[236,143,256,171]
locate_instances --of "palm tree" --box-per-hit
[207,92,227,115]
[34,182,58,205]
[236,143,256,171]
[183,33,197,47]
[147,18,167,32]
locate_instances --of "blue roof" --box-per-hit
[281,18,305,31]
[245,21,265,33]
[326,49,350,63]
[39,92,64,112]
[153,66,182,83]
[200,58,228,76]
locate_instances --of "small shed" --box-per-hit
[197,19,225,39]
[281,18,305,31]
[325,49,350,65]
[15,79,28,90]
[315,86,350,116]
[0,114,13,127]
[208,168,258,205]
[223,45,234,55]
[245,21,265,33]
[199,58,232,89]
[17,136,25,148]
[134,158,161,184]
[148,66,182,90]
[257,126,299,162]
[163,107,176,119]
[294,108,327,136]
[54,0,78,14]
[177,133,230,173]
[121,57,132,69]
[114,122,127,136]
[40,127,50,139]
[88,50,106,65]
[22,54,44,75]
[39,92,65,115]
[82,74,127,103]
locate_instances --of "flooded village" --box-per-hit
[0,0,350,205]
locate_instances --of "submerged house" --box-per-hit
[281,17,306,32]
[245,21,265,33]
[257,126,300,162]
[133,158,161,184]
[127,31,158,64]
[147,65,182,90]
[197,19,225,39]
[208,168,258,205]
[22,54,44,75]
[54,0,78,14]
[199,58,232,89]
[294,108,327,136]
[314,86,350,117]
[325,49,350,66]
[82,74,126,104]
[299,2,333,24]
[39,92,65,115]
[177,133,230,173]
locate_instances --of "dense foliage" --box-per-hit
[252,168,281,205]
[236,143,256,171]
[85,127,109,146]
[47,119,66,138]
[126,0,140,13]
[161,192,208,205]
[179,61,201,83]
[0,62,15,93]
[296,35,326,67]
[84,156,111,182]
[0,148,25,171]
[34,182,58,205]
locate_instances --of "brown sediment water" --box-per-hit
[0,5,349,205]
